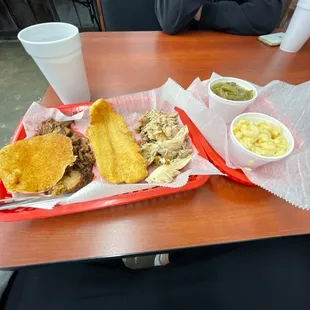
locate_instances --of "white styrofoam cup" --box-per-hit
[18,22,90,104]
[207,77,258,123]
[280,3,310,53]
[229,113,295,169]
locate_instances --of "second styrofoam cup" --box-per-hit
[207,77,257,123]
[280,3,310,53]
[18,22,90,104]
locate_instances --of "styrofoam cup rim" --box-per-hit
[18,22,78,46]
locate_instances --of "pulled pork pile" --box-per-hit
[39,119,95,195]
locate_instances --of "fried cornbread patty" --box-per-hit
[87,99,148,184]
[0,133,75,193]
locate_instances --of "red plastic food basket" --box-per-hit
[199,137,254,186]
[185,117,254,186]
[0,103,210,222]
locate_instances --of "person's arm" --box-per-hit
[199,0,283,35]
[155,0,283,36]
[155,0,207,34]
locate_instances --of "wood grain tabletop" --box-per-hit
[1,31,310,269]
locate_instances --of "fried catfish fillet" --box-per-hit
[0,133,75,193]
[87,99,148,184]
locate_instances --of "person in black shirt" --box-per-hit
[155,0,283,35]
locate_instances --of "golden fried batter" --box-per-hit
[87,99,148,184]
[0,133,75,193]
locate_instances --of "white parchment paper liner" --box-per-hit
[187,72,310,210]
[4,79,221,210]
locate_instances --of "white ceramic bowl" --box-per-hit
[208,77,258,123]
[229,113,295,169]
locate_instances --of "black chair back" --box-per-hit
[100,0,161,31]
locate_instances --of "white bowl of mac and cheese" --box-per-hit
[229,113,295,169]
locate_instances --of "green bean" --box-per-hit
[211,82,254,101]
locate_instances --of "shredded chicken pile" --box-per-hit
[135,111,192,183]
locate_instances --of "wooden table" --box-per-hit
[1,32,310,269]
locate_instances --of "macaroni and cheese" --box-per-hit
[233,120,289,157]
